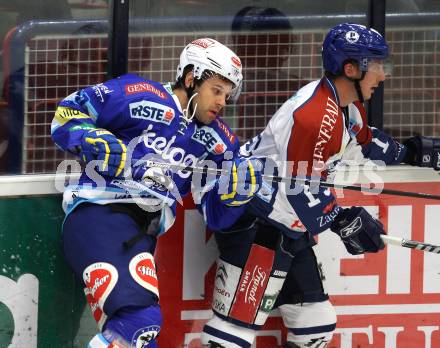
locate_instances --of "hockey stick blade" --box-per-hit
[381,235,440,254]
[145,160,440,201]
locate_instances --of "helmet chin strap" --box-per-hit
[345,71,366,103]
[354,70,367,103]
[178,91,198,135]
[182,92,198,121]
[184,83,198,118]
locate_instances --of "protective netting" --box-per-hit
[18,28,440,173]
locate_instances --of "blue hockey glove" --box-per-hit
[331,206,385,255]
[403,135,440,170]
[80,128,127,177]
[218,158,263,206]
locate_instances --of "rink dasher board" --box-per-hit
[0,165,438,197]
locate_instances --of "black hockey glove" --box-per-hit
[331,206,385,255]
[403,135,440,170]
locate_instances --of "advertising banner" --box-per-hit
[0,180,439,347]
[155,182,440,348]
[0,196,88,347]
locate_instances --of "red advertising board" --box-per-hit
[156,181,440,347]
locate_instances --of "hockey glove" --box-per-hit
[403,135,440,170]
[331,206,385,255]
[218,158,263,206]
[131,160,173,187]
[80,128,127,177]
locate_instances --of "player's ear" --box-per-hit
[184,71,195,89]
[343,62,359,79]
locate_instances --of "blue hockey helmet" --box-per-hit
[322,23,389,76]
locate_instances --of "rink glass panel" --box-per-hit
[0,15,439,174]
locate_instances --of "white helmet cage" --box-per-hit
[176,38,243,102]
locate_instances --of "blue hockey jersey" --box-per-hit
[51,73,240,234]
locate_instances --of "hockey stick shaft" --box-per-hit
[145,160,440,201]
[381,235,440,254]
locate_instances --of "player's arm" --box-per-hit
[51,83,126,177]
[359,126,406,164]
[197,157,263,231]
[199,191,248,231]
[362,127,440,169]
[52,80,120,153]
[51,95,97,154]
[340,101,405,165]
[285,134,385,253]
[193,131,263,231]
[349,101,439,169]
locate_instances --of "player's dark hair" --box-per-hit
[172,65,193,90]
[172,65,230,90]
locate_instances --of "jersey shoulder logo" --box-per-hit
[215,118,236,143]
[92,83,113,103]
[192,125,227,155]
[125,82,166,99]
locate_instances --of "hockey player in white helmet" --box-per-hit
[52,38,262,347]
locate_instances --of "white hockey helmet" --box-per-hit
[176,38,243,101]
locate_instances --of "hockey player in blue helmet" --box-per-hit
[322,23,439,167]
[322,23,390,102]
[198,23,440,348]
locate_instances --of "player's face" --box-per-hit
[193,77,233,124]
[359,60,387,101]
